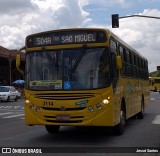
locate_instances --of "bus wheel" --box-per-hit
[137,98,144,119]
[45,125,60,134]
[113,104,126,135]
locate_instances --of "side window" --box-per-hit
[111,40,117,53]
[145,61,149,80]
[125,50,130,77]
[110,39,118,92]
[110,40,118,78]
[137,57,140,78]
[133,54,138,78]
[129,51,133,65]
[123,48,128,77]
[119,45,126,76]
[133,54,136,78]
[128,51,133,77]
[119,46,123,58]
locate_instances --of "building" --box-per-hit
[0,46,25,85]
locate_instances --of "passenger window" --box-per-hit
[111,40,117,53]
[110,39,118,92]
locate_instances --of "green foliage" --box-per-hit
[149,70,160,77]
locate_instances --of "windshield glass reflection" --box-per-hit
[25,47,111,90]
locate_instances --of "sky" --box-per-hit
[0,0,160,72]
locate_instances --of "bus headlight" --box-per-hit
[35,106,40,112]
[25,99,30,104]
[103,99,109,105]
[29,104,34,110]
[96,104,102,110]
[88,106,94,112]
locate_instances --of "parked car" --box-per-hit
[17,90,21,99]
[0,86,20,102]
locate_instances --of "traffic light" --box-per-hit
[112,14,119,28]
[157,66,160,70]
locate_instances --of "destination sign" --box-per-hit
[26,30,107,47]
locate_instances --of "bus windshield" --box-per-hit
[25,47,111,90]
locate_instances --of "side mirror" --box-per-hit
[16,46,25,75]
[116,55,122,70]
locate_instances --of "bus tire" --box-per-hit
[137,98,144,119]
[113,104,126,135]
[45,125,60,134]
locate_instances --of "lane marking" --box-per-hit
[0,112,12,115]
[0,109,24,112]
[152,115,160,124]
[150,98,155,101]
[3,114,24,119]
[0,106,24,110]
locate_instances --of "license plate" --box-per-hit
[56,115,71,121]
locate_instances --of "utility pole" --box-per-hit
[112,14,160,28]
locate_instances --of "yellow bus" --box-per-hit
[16,28,150,135]
[149,77,160,92]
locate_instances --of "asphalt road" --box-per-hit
[0,92,160,156]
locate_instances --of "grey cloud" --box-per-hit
[0,0,37,15]
[54,2,83,28]
[0,0,89,49]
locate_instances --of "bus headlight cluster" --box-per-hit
[29,104,34,110]
[88,104,102,112]
[96,104,102,110]
[25,99,40,112]
[103,97,111,105]
[25,99,30,104]
[88,106,94,112]
[35,106,40,112]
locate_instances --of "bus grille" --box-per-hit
[44,115,83,123]
[46,120,83,123]
[42,107,86,111]
[35,93,95,100]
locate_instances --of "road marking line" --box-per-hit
[152,115,160,124]
[150,98,155,101]
[3,114,24,118]
[0,112,12,115]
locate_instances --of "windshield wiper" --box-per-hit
[72,45,87,72]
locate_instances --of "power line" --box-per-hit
[119,15,160,19]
